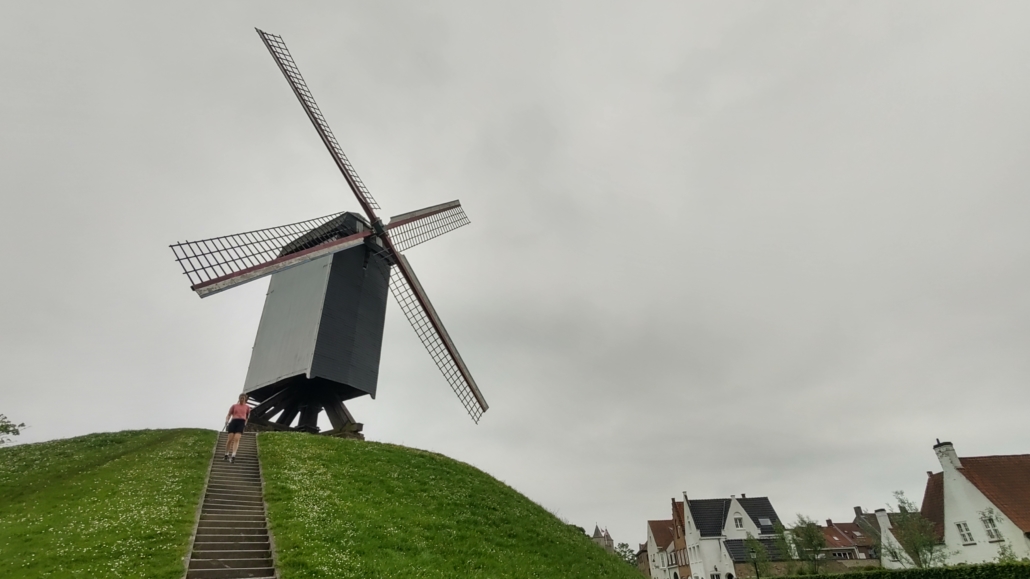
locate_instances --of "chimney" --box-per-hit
[933,440,962,470]
[874,508,892,530]
[927,471,933,478]
[854,506,863,517]
[730,494,736,499]
[741,493,746,498]
[826,519,833,527]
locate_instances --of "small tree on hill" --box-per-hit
[0,414,26,446]
[860,491,948,568]
[614,542,637,566]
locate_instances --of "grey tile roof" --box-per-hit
[686,497,781,537]
[687,498,731,537]
[724,538,787,562]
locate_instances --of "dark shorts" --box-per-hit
[227,418,246,433]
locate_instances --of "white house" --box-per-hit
[919,440,1030,565]
[680,493,784,579]
[646,518,678,579]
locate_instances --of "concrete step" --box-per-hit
[204,495,264,505]
[194,532,269,541]
[193,541,270,551]
[189,556,273,568]
[197,520,268,529]
[191,549,271,559]
[200,504,265,513]
[200,514,267,522]
[192,525,265,535]
[186,567,275,579]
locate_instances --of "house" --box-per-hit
[854,505,928,569]
[818,518,878,567]
[919,440,1030,565]
[680,493,785,579]
[592,525,615,553]
[646,518,679,579]
[637,543,652,577]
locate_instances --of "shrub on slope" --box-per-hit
[0,429,215,578]
[260,433,642,579]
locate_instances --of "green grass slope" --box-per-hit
[0,429,215,578]
[259,433,641,579]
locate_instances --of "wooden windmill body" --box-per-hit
[171,31,487,435]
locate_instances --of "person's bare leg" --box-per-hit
[229,433,241,456]
[224,433,233,457]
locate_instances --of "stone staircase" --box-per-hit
[185,432,276,579]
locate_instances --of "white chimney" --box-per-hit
[934,440,962,470]
[874,508,892,530]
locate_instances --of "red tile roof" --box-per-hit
[959,455,1030,533]
[920,472,945,541]
[648,519,675,551]
[828,521,874,548]
[820,526,854,549]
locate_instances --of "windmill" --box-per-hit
[170,29,487,436]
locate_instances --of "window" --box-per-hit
[854,531,863,537]
[734,516,744,529]
[956,521,975,544]
[982,517,1002,541]
[758,518,772,527]
[710,574,721,579]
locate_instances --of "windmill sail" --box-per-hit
[387,200,471,253]
[256,28,381,215]
[170,213,371,298]
[388,254,488,422]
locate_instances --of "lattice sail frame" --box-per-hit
[387,200,471,253]
[257,28,381,213]
[389,255,488,422]
[170,212,346,288]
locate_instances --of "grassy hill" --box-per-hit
[259,432,641,579]
[1,429,640,578]
[0,429,215,578]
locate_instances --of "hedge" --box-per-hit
[779,563,1030,579]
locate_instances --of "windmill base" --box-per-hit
[244,380,366,440]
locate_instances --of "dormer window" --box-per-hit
[734,516,744,529]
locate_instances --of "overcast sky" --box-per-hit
[2,1,1029,546]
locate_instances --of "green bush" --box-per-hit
[779,562,1030,579]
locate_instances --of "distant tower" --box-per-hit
[592,525,615,553]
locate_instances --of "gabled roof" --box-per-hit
[688,499,731,537]
[821,526,856,549]
[827,521,874,548]
[739,497,781,535]
[724,538,786,562]
[959,455,1030,533]
[593,525,604,539]
[687,497,780,537]
[648,519,675,550]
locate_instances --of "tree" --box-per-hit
[0,414,25,446]
[791,515,828,574]
[614,542,637,567]
[744,532,772,577]
[860,491,948,568]
[769,516,827,575]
